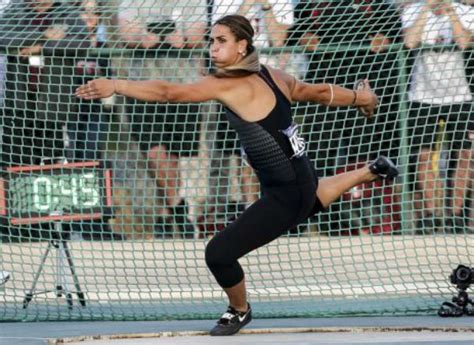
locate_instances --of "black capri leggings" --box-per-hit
[205,156,324,288]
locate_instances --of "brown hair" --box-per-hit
[212,15,261,78]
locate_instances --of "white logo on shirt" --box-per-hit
[282,122,306,158]
[240,146,252,168]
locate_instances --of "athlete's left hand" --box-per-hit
[75,78,115,99]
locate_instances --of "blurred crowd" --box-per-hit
[0,0,472,240]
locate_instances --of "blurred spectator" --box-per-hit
[64,0,117,241]
[286,1,402,235]
[402,0,473,233]
[0,0,9,100]
[116,0,207,238]
[67,0,112,162]
[117,0,206,49]
[0,0,89,167]
[389,0,418,8]
[199,0,294,236]
[237,0,294,67]
[0,0,93,241]
[0,0,11,155]
[287,0,402,174]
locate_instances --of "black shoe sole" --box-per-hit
[209,313,252,336]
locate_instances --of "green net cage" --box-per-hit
[0,0,473,321]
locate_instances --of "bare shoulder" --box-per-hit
[199,74,239,93]
[182,74,238,103]
[199,74,229,86]
[206,74,259,102]
[265,66,296,102]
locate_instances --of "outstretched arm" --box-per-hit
[75,76,229,103]
[275,69,378,117]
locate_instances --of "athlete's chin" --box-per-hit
[211,60,230,68]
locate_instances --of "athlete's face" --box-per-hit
[209,24,247,68]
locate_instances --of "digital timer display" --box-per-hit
[0,161,112,225]
[10,172,101,214]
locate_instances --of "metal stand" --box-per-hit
[23,219,86,309]
[438,288,474,317]
[438,265,474,317]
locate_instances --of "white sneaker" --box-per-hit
[0,271,10,285]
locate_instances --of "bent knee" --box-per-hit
[205,238,220,268]
[205,236,233,268]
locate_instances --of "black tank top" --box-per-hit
[224,65,306,185]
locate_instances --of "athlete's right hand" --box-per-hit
[75,78,115,100]
[354,79,378,118]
